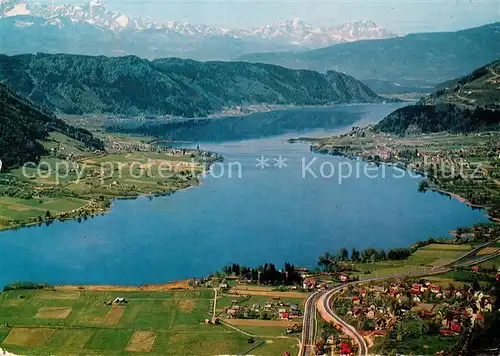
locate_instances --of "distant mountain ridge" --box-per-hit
[0,53,386,118]
[376,59,500,135]
[238,23,500,86]
[0,0,395,60]
[0,83,102,169]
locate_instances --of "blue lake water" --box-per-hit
[0,105,489,287]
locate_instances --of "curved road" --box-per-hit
[300,238,500,356]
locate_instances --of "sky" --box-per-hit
[34,0,500,34]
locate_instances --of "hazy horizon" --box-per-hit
[29,0,499,34]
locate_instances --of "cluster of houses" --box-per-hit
[329,129,500,182]
[320,334,355,356]
[302,274,350,291]
[224,299,301,321]
[341,279,496,338]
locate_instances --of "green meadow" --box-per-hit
[0,288,298,355]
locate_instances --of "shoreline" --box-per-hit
[0,153,221,233]
[92,102,403,133]
[54,279,194,292]
[0,180,204,234]
[309,137,498,225]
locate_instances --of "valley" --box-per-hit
[0,3,500,354]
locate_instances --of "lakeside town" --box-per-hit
[310,128,500,218]
[2,224,499,356]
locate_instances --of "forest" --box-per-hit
[0,53,383,118]
[0,83,103,169]
[376,104,500,135]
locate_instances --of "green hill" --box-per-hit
[237,22,500,86]
[0,53,385,118]
[0,83,103,169]
[375,60,500,135]
[423,60,500,109]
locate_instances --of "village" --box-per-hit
[206,232,500,356]
[313,129,500,184]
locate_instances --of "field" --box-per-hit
[478,256,500,270]
[351,244,474,279]
[0,196,88,222]
[0,134,214,231]
[0,288,298,355]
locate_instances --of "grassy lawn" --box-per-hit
[0,288,298,355]
[0,197,88,221]
[352,243,476,280]
[374,334,460,355]
[236,325,291,337]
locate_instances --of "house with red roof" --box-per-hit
[280,311,290,320]
[340,342,351,355]
[303,278,318,290]
[451,321,462,334]
[430,284,442,293]
[412,283,423,291]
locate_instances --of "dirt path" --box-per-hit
[212,288,218,318]
[55,280,192,292]
[222,319,296,327]
[230,288,307,299]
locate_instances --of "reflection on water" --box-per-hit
[0,105,488,287]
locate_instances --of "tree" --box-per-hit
[418,180,429,193]
[351,248,360,262]
[338,248,349,261]
[472,277,481,292]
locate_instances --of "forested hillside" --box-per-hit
[422,60,500,110]
[376,104,500,134]
[376,59,500,135]
[0,53,385,117]
[0,83,103,169]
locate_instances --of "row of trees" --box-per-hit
[318,247,412,271]
[221,262,302,286]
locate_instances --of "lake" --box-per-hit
[0,105,489,287]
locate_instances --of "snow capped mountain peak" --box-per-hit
[4,2,30,17]
[326,20,395,43]
[0,0,395,59]
[241,18,394,47]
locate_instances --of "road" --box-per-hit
[299,238,500,356]
[321,285,368,356]
[299,291,323,356]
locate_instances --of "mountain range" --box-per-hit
[0,0,396,60]
[376,59,500,134]
[0,83,102,169]
[238,23,500,88]
[0,53,386,117]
